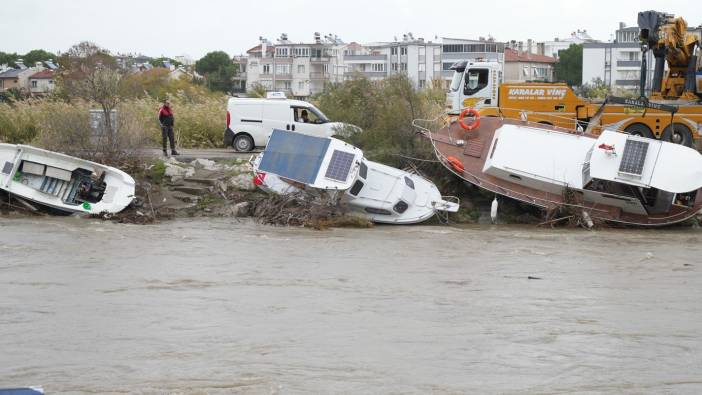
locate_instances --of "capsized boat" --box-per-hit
[418,115,702,226]
[0,387,44,395]
[251,129,459,224]
[0,144,136,214]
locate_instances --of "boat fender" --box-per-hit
[490,197,498,224]
[582,210,594,229]
[459,108,481,131]
[446,156,465,173]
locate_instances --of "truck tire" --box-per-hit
[624,123,654,139]
[233,134,254,152]
[661,123,693,147]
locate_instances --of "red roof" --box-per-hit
[246,44,274,55]
[504,48,556,64]
[29,69,55,79]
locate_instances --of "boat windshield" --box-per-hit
[449,71,463,92]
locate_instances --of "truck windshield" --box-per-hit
[450,71,463,91]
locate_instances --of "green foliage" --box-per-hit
[152,57,182,68]
[576,77,611,99]
[195,51,238,93]
[149,159,167,184]
[23,49,56,65]
[0,100,40,143]
[0,51,19,66]
[554,44,583,87]
[247,83,268,98]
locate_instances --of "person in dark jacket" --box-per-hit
[158,99,179,156]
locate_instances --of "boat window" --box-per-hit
[349,180,364,196]
[449,71,463,92]
[404,176,414,189]
[464,68,489,96]
[359,161,368,179]
[393,200,409,214]
[364,207,392,215]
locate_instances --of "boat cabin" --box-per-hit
[483,125,702,216]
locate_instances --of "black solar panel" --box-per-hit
[324,150,355,182]
[618,139,649,176]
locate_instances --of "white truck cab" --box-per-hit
[446,60,503,114]
[224,93,351,152]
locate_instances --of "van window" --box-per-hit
[292,106,329,124]
[464,68,489,96]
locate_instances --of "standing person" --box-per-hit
[158,99,179,156]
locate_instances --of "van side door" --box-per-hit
[262,102,293,141]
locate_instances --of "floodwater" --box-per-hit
[1,217,701,394]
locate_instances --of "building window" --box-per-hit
[419,80,426,88]
[371,63,385,72]
[297,64,305,74]
[419,47,425,56]
[392,63,398,71]
[442,62,455,71]
[49,80,53,84]
[275,64,290,74]
[262,64,271,74]
[418,63,425,72]
[400,47,407,55]
[323,64,329,73]
[400,63,407,71]
[31,80,37,88]
[298,81,305,90]
[293,47,310,57]
[391,47,398,55]
[275,47,289,58]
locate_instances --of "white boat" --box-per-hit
[252,129,459,224]
[423,116,702,226]
[343,159,459,224]
[0,144,136,214]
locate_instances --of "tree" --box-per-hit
[23,49,56,66]
[57,42,123,151]
[195,51,238,93]
[554,44,582,87]
[152,56,183,69]
[0,52,19,66]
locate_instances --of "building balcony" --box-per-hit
[344,55,387,62]
[616,60,641,68]
[344,71,387,79]
[310,72,330,79]
[310,57,331,63]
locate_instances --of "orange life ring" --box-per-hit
[459,108,480,131]
[446,156,465,173]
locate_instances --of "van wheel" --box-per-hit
[661,123,693,147]
[624,123,654,139]
[233,135,254,152]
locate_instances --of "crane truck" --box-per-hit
[447,10,702,147]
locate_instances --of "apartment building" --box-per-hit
[582,23,653,92]
[246,34,346,99]
[503,48,556,82]
[232,55,247,93]
[244,34,506,97]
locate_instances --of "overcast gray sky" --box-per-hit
[2,0,699,59]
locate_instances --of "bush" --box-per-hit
[0,100,41,143]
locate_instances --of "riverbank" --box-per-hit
[2,155,700,229]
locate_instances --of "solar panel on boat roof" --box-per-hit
[618,139,649,176]
[324,150,355,182]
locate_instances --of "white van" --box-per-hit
[224,95,353,152]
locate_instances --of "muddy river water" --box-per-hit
[1,217,701,394]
